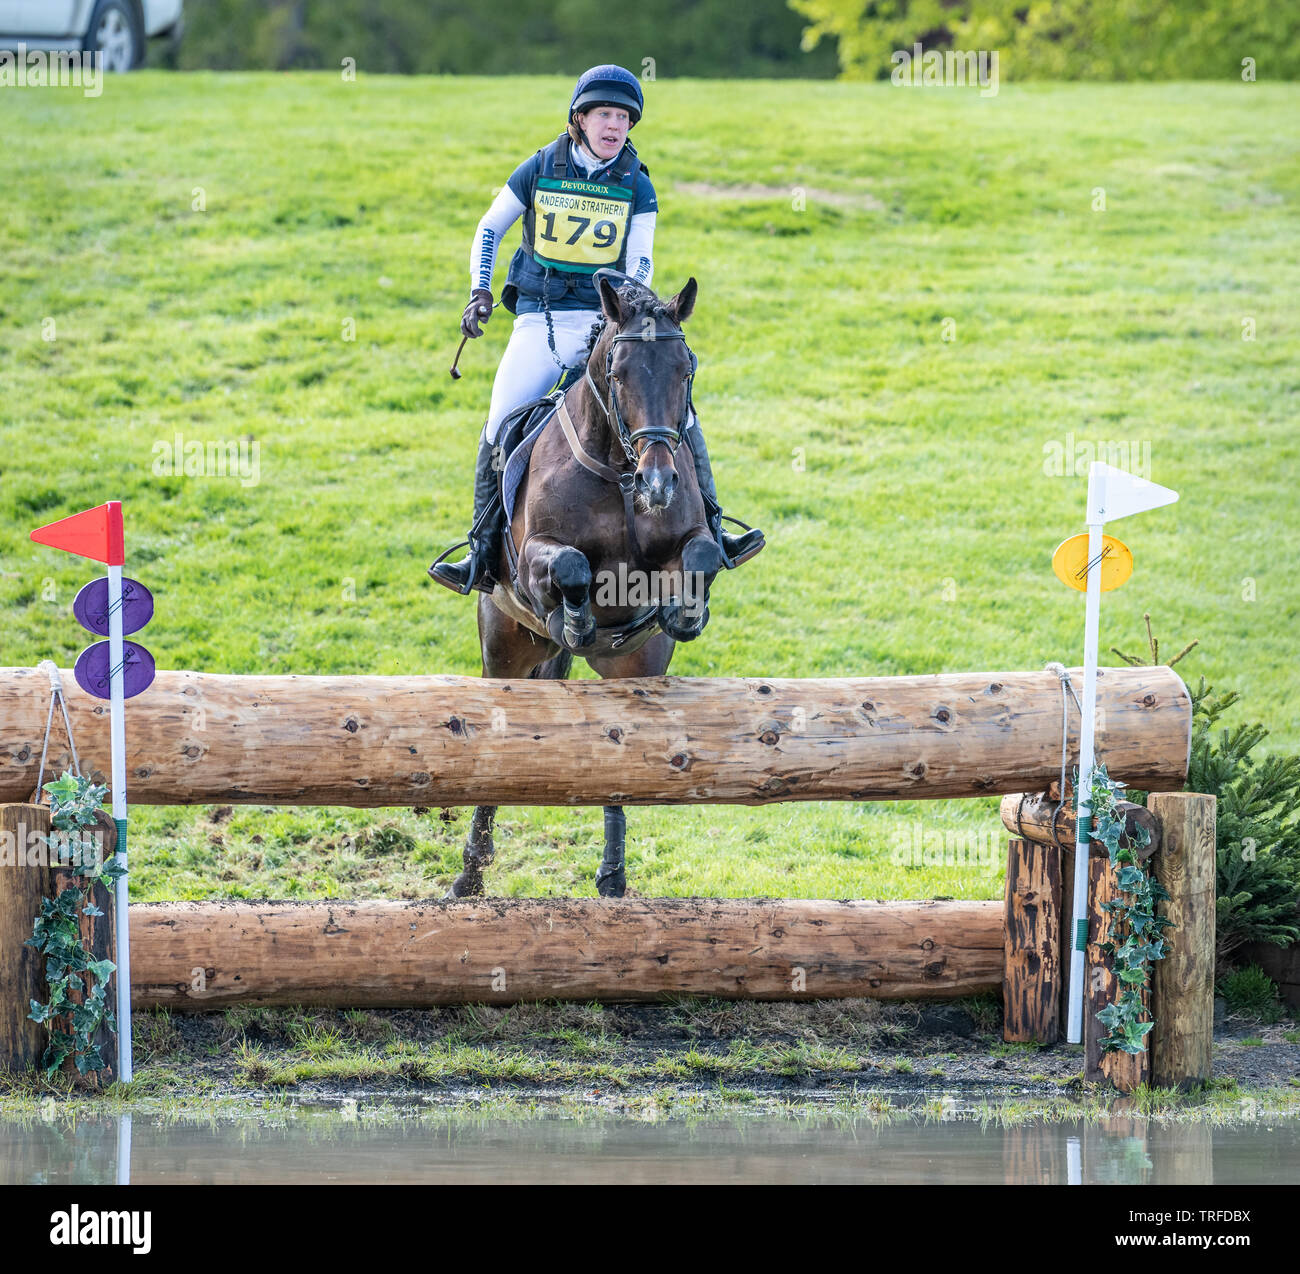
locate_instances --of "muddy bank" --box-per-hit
[72,995,1296,1106]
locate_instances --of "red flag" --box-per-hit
[30,501,124,566]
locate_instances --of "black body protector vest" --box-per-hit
[501,133,650,315]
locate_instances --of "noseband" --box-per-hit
[585,324,698,467]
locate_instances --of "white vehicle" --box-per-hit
[0,1,183,72]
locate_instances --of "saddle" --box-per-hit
[492,362,584,499]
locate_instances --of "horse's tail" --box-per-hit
[530,649,573,680]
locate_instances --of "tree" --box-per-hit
[787,0,1300,81]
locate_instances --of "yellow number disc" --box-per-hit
[1051,533,1133,592]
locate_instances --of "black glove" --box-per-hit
[461,289,494,338]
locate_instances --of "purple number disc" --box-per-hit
[73,577,154,637]
[74,641,156,701]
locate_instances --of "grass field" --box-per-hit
[1,74,1296,903]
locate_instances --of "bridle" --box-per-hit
[584,323,698,468]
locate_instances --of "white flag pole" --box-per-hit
[29,499,144,1086]
[1065,518,1103,1044]
[107,561,133,1083]
[1063,462,1179,1046]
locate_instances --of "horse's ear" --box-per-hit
[597,275,626,324]
[666,277,697,325]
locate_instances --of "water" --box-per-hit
[5,1099,1300,1185]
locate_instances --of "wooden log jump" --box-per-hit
[0,665,1191,808]
[0,654,1211,1092]
[127,898,1005,1010]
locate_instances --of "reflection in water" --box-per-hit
[3,1102,1298,1186]
[1067,1134,1081,1186]
[117,1114,131,1187]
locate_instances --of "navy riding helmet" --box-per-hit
[569,64,644,127]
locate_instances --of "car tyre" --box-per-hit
[83,0,143,73]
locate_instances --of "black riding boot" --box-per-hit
[429,435,504,595]
[686,421,764,568]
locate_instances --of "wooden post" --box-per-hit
[1039,782,1157,1040]
[50,811,118,1080]
[1084,853,1150,1092]
[1148,792,1216,1090]
[0,804,50,1072]
[0,804,119,1078]
[1003,837,1062,1043]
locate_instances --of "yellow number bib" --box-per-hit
[531,177,633,273]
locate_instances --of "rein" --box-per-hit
[555,396,647,566]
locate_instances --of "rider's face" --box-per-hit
[577,106,630,160]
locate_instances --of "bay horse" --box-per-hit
[445,271,725,900]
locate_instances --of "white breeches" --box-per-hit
[483,309,603,444]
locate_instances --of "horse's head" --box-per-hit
[588,273,698,511]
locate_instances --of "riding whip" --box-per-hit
[450,300,498,380]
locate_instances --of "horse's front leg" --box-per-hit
[658,532,724,642]
[523,536,596,650]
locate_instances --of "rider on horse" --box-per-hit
[431,63,764,595]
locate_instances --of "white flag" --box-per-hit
[1086,461,1178,525]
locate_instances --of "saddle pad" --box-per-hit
[501,400,561,525]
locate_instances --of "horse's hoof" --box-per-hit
[660,604,709,643]
[564,621,596,649]
[445,872,484,899]
[596,866,626,898]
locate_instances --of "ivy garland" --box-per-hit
[1088,763,1174,1055]
[25,772,124,1080]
